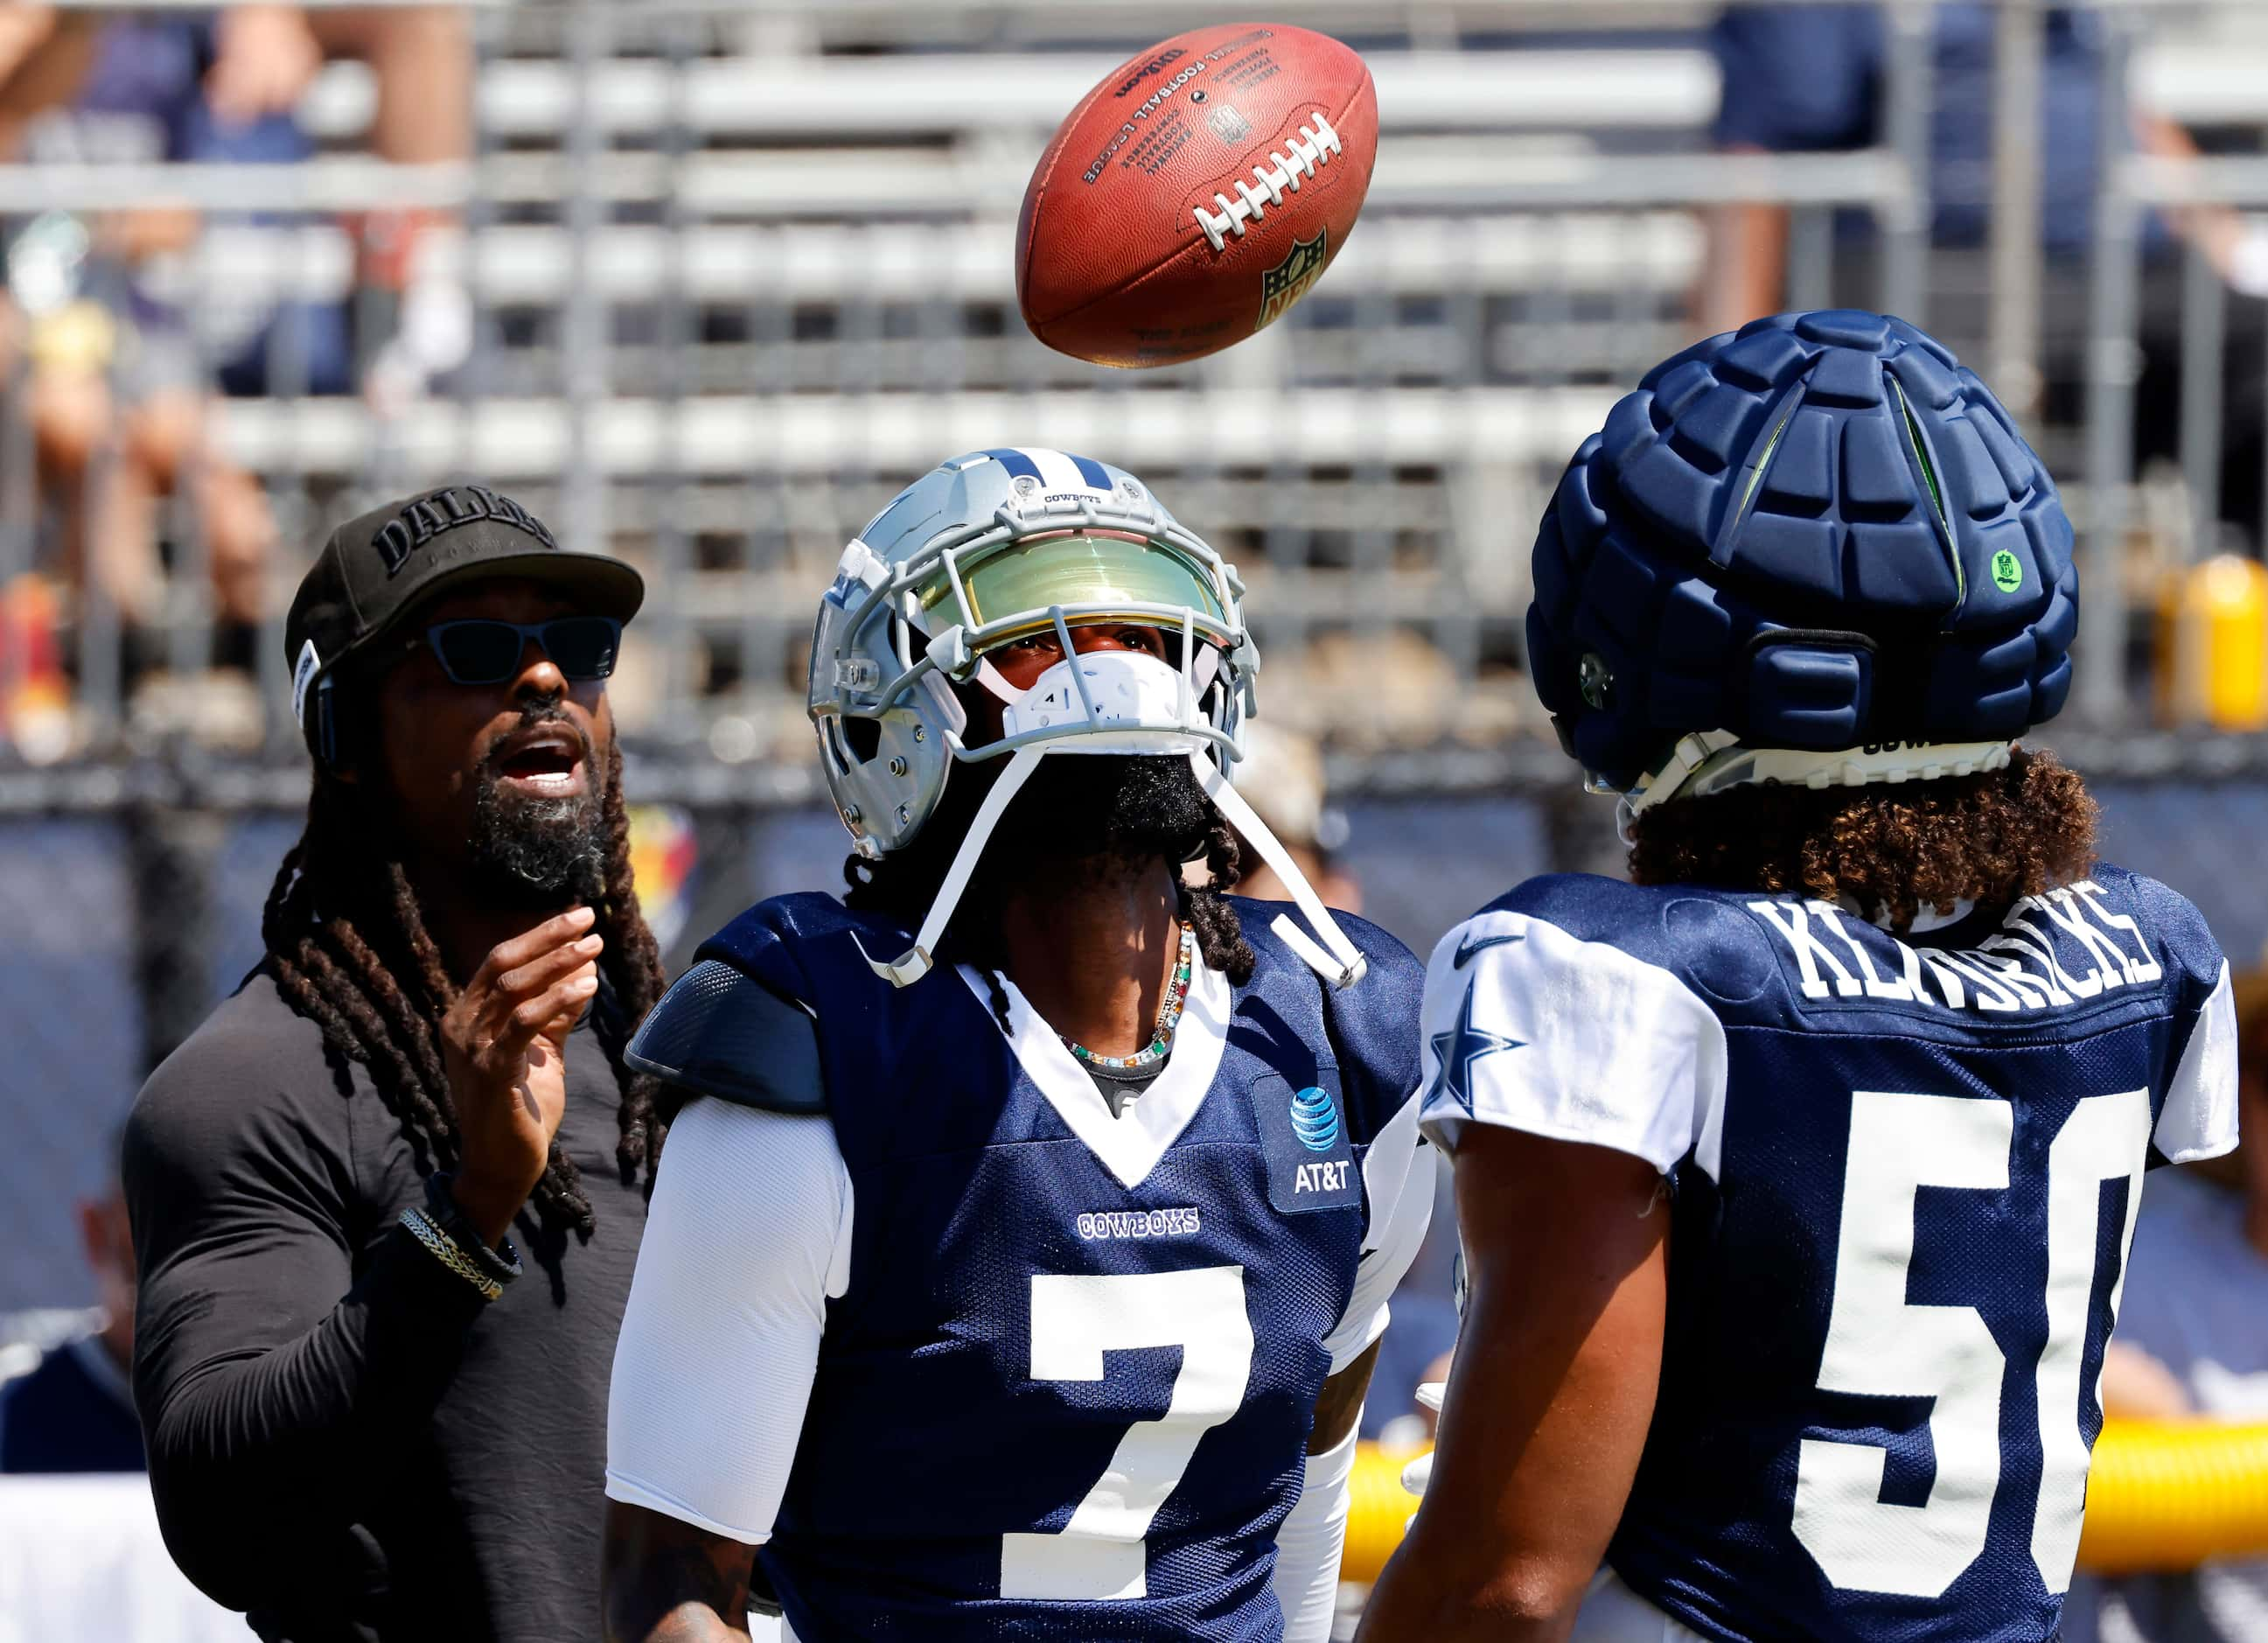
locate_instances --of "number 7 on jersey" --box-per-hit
[1002,1266,1256,1602]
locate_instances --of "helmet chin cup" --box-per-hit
[998,648,1209,755]
[860,649,1226,987]
[1615,792,1643,850]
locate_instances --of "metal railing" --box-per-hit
[1,0,2265,782]
[0,0,1956,780]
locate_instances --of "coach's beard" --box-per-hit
[468,722,608,910]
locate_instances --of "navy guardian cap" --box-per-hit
[1527,310,2076,814]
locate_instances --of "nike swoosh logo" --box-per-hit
[1453,931,1525,968]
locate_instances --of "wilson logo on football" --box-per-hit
[1258,229,1330,330]
[1113,46,1186,97]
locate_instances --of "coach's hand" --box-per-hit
[442,906,602,1248]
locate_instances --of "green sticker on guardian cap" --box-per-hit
[1992,549,2023,593]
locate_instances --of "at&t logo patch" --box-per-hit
[1248,1071,1361,1215]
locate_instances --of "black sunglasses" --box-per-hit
[414,617,622,686]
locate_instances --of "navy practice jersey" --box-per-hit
[689,891,1429,1643]
[1419,866,2238,1643]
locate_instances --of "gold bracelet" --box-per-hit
[399,1206,505,1303]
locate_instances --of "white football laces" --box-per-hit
[1192,111,1344,253]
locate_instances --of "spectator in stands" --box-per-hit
[0,1137,143,1474]
[1702,4,2268,544]
[0,8,91,156]
[290,5,478,409]
[0,8,299,648]
[195,4,478,409]
[0,4,475,666]
[2069,968,2268,1643]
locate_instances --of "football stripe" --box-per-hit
[1068,452,1114,491]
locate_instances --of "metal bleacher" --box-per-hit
[174,14,1776,761]
[24,0,2268,766]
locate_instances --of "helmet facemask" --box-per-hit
[811,464,1365,989]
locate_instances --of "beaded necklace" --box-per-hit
[1061,923,1197,1073]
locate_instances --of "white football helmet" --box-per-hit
[809,446,1365,990]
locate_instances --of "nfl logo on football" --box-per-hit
[1258,230,1329,330]
[1204,100,1253,145]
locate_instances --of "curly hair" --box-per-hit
[1626,745,2099,933]
[261,741,667,1233]
[841,755,1255,1036]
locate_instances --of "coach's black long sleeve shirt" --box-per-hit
[122,965,647,1643]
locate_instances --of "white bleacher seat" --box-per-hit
[213,386,1617,479]
[290,27,2268,148]
[162,211,1702,309]
[299,52,1720,143]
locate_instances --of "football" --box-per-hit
[1016,23,1378,368]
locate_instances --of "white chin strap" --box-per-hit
[1613,731,2017,845]
[859,741,1049,988]
[858,649,1366,990]
[1192,754,1367,989]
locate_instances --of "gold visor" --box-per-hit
[916,532,1226,641]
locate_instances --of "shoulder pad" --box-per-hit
[1226,896,1424,990]
[2092,863,2223,996]
[1230,896,1427,1139]
[627,959,827,1115]
[1490,872,1665,935]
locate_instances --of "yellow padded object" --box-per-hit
[2079,1419,2268,1574]
[1343,1443,1420,1584]
[1344,1423,2268,1585]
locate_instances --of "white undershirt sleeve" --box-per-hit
[1319,1085,1434,1373]
[2155,958,2240,1164]
[605,1097,854,1544]
[1276,1067,1434,1629]
[1271,1422,1359,1643]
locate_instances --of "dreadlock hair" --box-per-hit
[1627,745,2099,934]
[843,752,1256,1036]
[261,740,668,1234]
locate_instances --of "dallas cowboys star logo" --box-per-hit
[1423,982,1525,1120]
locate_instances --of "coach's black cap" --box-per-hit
[284,484,644,741]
